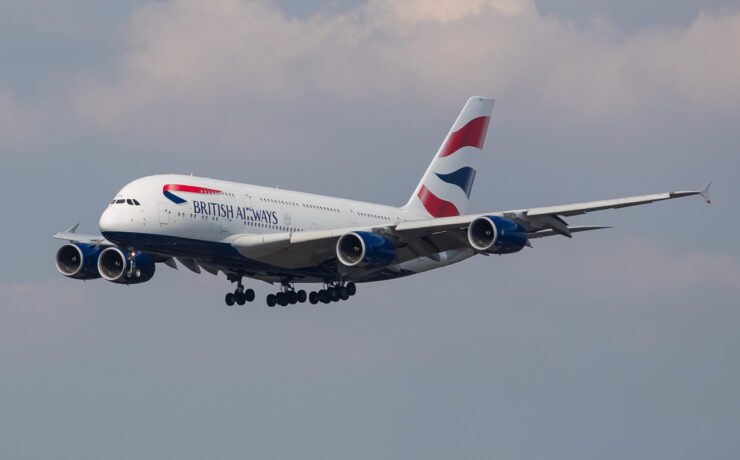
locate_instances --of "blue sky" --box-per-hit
[1,1,739,459]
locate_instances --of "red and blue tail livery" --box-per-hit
[53,96,710,307]
[163,184,222,205]
[404,97,494,218]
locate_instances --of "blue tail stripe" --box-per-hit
[435,167,476,198]
[163,190,187,204]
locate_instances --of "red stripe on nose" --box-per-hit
[163,184,222,194]
[438,116,490,158]
[417,185,460,218]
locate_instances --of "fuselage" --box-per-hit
[101,174,418,238]
[98,174,446,283]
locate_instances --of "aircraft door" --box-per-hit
[158,203,169,225]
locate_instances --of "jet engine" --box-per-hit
[97,247,156,284]
[467,216,528,254]
[336,231,396,268]
[55,243,103,280]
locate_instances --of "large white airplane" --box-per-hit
[54,97,711,307]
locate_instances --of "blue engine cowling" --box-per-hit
[468,216,528,254]
[97,247,155,284]
[336,231,396,268]
[55,243,103,280]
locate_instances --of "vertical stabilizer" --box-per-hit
[403,97,494,218]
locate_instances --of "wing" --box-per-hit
[230,183,711,269]
[53,223,112,246]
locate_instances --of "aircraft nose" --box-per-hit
[98,207,118,233]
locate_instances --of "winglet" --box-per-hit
[699,181,712,204]
[65,223,80,233]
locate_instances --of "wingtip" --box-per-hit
[65,223,80,233]
[699,181,712,204]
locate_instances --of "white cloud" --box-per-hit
[0,90,39,147]
[73,0,740,146]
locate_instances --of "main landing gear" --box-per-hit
[224,278,255,306]
[265,281,357,307]
[266,282,307,307]
[307,282,357,305]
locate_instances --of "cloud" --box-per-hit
[0,90,40,148]
[72,0,740,149]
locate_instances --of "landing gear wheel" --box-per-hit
[297,290,307,303]
[339,286,349,301]
[245,288,255,302]
[288,291,298,305]
[235,291,247,305]
[347,282,357,296]
[225,293,236,306]
[266,294,276,307]
[330,288,340,302]
[276,292,288,306]
[309,291,319,304]
[319,290,330,304]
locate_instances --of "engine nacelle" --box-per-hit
[336,231,396,268]
[97,247,155,284]
[468,216,528,254]
[55,243,102,280]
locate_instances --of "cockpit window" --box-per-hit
[126,199,133,205]
[132,199,141,206]
[115,199,125,204]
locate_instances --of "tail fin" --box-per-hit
[403,97,494,218]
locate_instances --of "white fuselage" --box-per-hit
[99,174,419,242]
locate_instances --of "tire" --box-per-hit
[319,290,330,304]
[225,293,236,306]
[339,286,349,300]
[309,291,319,304]
[266,294,276,307]
[235,291,246,305]
[330,288,340,302]
[288,291,298,305]
[245,289,255,302]
[276,292,285,305]
[347,282,357,296]
[297,290,307,303]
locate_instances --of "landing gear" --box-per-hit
[307,281,357,305]
[224,277,255,306]
[224,278,358,307]
[266,281,308,307]
[266,294,277,307]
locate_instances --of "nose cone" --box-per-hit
[98,207,119,234]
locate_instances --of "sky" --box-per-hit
[1,0,739,458]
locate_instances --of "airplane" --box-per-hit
[54,97,711,307]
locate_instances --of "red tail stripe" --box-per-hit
[438,116,490,158]
[417,185,460,218]
[163,184,222,194]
